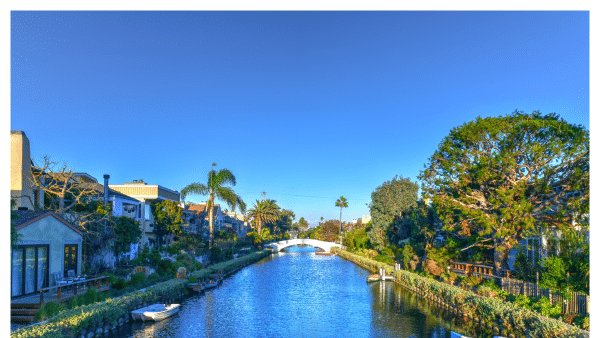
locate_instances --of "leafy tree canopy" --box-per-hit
[419,110,589,271]
[298,217,309,232]
[112,216,142,258]
[151,200,184,249]
[367,175,419,251]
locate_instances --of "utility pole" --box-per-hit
[262,191,266,201]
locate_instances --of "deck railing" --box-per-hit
[36,276,110,304]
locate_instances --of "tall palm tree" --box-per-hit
[335,196,348,244]
[247,199,280,237]
[181,165,246,248]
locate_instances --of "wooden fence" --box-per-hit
[501,277,589,316]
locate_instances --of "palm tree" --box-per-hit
[335,196,348,244]
[247,199,280,237]
[181,165,246,248]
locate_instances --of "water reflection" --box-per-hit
[113,246,490,338]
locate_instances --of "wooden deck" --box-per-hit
[11,276,110,323]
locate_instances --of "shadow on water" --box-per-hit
[111,248,498,338]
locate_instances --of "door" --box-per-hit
[11,245,49,297]
[64,244,78,277]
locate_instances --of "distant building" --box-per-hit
[223,213,249,239]
[186,203,224,239]
[351,215,371,225]
[110,180,180,249]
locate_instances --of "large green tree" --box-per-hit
[151,199,184,249]
[298,217,309,232]
[247,199,280,236]
[272,208,295,236]
[111,216,142,262]
[335,196,348,244]
[368,176,419,251]
[181,165,246,248]
[419,111,589,272]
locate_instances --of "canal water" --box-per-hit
[113,246,492,338]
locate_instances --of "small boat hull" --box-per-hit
[367,274,380,282]
[315,252,334,255]
[131,304,180,322]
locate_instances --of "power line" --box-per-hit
[237,191,370,201]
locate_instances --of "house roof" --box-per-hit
[186,204,221,218]
[81,182,141,203]
[12,210,84,236]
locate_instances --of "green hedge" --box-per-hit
[12,250,271,338]
[333,248,588,338]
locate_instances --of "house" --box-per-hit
[223,214,247,238]
[181,204,199,235]
[109,180,181,249]
[11,211,83,298]
[186,203,224,239]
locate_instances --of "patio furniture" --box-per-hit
[53,272,70,287]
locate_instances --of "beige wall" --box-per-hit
[109,185,180,202]
[11,131,43,210]
[11,131,34,210]
[17,216,83,285]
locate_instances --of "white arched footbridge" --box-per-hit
[265,239,342,253]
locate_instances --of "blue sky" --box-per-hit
[10,11,589,226]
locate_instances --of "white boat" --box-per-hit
[367,274,380,283]
[131,304,180,322]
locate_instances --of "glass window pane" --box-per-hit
[25,247,35,294]
[37,247,48,290]
[12,249,23,297]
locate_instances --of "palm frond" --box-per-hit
[181,183,209,198]
[212,169,236,188]
[215,186,241,210]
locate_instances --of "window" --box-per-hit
[64,244,77,277]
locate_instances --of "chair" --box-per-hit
[53,272,69,287]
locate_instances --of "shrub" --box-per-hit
[113,268,130,277]
[373,255,394,265]
[157,259,175,276]
[35,301,64,321]
[129,271,147,286]
[210,246,222,263]
[167,246,179,255]
[401,245,415,270]
[148,272,162,285]
[532,296,563,319]
[112,277,127,290]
